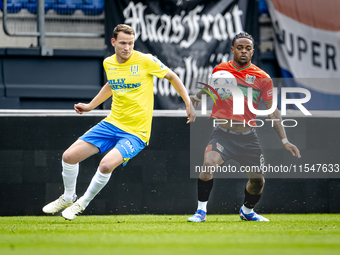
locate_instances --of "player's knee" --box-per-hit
[200,158,217,181]
[98,161,115,174]
[62,150,77,165]
[203,157,219,168]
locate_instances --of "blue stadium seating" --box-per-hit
[53,0,77,15]
[259,0,269,16]
[63,0,83,8]
[1,0,23,13]
[81,0,104,15]
[1,0,105,15]
[45,0,57,6]
[55,0,104,16]
[25,0,55,14]
[15,0,29,7]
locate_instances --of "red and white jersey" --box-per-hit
[211,61,274,123]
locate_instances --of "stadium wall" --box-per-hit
[0,48,107,109]
[0,112,339,216]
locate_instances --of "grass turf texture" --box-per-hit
[0,214,339,255]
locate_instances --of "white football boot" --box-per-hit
[43,194,77,214]
[62,201,85,220]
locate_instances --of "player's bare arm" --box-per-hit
[165,70,196,123]
[267,104,301,158]
[190,85,211,108]
[74,82,112,114]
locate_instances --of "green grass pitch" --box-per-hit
[1,214,339,255]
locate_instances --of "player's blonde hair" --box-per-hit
[113,24,135,39]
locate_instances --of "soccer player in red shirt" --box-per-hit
[188,32,301,222]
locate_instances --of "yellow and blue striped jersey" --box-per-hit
[103,50,169,144]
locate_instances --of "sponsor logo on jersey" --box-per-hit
[216,142,224,153]
[259,154,265,171]
[245,74,256,84]
[151,56,166,70]
[131,65,139,74]
[125,140,135,153]
[120,144,129,155]
[159,62,166,70]
[267,89,273,98]
[110,83,141,90]
[108,78,125,84]
[108,79,141,90]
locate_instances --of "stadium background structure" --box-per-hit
[0,112,339,216]
[0,0,339,216]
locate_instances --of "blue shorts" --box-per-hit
[79,121,146,166]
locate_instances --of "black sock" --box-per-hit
[197,178,213,202]
[243,188,261,208]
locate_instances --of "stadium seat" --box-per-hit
[25,0,55,14]
[14,0,28,8]
[258,0,269,16]
[2,0,23,14]
[69,0,83,9]
[1,0,104,15]
[53,0,77,15]
[45,0,57,8]
[81,0,104,15]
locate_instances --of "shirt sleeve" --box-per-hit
[212,63,228,73]
[146,54,169,79]
[103,58,108,75]
[261,76,274,105]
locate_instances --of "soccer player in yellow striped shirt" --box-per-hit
[42,24,196,220]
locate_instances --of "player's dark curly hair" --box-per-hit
[232,32,255,47]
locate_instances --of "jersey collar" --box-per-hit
[232,61,252,72]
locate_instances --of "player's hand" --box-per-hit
[190,95,200,108]
[186,101,196,123]
[74,103,92,114]
[284,142,301,158]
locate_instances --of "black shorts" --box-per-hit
[205,125,265,168]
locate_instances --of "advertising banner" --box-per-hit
[266,0,340,110]
[105,0,259,109]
